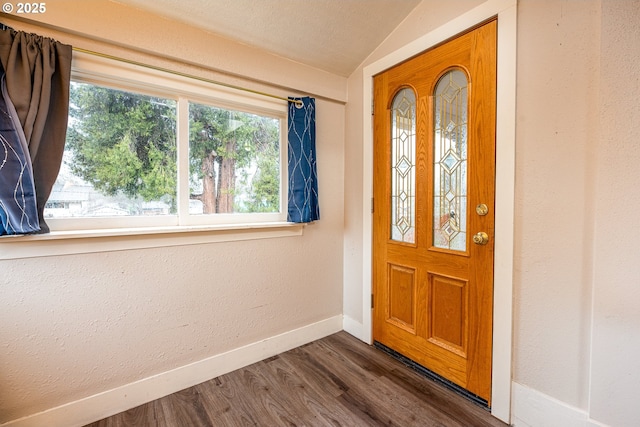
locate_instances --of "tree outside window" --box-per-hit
[47,82,281,220]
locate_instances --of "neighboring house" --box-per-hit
[45,181,92,217]
[46,173,172,218]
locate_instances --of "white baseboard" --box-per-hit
[1,315,343,427]
[342,315,364,340]
[511,382,609,427]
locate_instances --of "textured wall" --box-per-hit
[0,3,345,423]
[1,224,344,421]
[18,0,347,102]
[512,0,600,409]
[589,1,640,426]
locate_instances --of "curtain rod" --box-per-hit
[72,47,303,106]
[0,18,315,106]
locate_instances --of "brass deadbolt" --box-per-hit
[476,204,489,216]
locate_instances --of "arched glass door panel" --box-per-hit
[433,70,468,251]
[390,88,416,243]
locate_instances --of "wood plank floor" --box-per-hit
[85,332,508,427]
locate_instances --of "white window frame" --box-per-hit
[48,51,289,231]
[0,52,303,260]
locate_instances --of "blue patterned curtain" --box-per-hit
[0,62,39,234]
[0,26,72,235]
[287,97,319,223]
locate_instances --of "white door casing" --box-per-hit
[357,0,517,422]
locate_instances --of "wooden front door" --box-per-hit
[372,20,497,404]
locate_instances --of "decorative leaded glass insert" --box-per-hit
[390,88,416,243]
[433,70,468,251]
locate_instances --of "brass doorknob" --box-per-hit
[473,232,489,245]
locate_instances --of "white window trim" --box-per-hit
[0,222,304,260]
[0,51,303,257]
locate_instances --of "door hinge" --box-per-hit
[371,197,374,214]
[371,293,374,309]
[371,98,375,115]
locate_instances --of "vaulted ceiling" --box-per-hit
[115,0,421,76]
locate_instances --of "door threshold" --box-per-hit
[373,341,490,410]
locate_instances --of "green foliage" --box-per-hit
[188,103,257,168]
[66,83,177,206]
[94,134,142,195]
[189,103,280,213]
[238,124,280,213]
[66,82,281,214]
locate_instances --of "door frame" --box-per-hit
[360,0,517,422]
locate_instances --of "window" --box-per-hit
[188,102,280,215]
[53,83,178,219]
[46,52,287,231]
[432,69,468,251]
[390,87,416,244]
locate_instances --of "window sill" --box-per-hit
[0,222,304,260]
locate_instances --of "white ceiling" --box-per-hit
[115,0,421,76]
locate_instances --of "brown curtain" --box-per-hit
[0,28,72,233]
